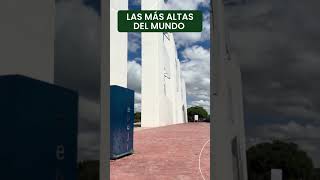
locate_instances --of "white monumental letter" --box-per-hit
[100,1,128,180]
[212,0,248,180]
[141,0,168,127]
[141,0,188,127]
[110,0,128,87]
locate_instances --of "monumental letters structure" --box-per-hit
[110,0,128,87]
[212,0,248,179]
[141,0,188,127]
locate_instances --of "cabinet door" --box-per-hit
[125,89,134,152]
[110,86,130,157]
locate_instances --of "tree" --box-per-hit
[247,140,314,180]
[312,168,320,180]
[78,160,99,180]
[204,114,210,122]
[187,106,208,122]
[134,112,141,123]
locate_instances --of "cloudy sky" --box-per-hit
[224,0,320,167]
[55,0,101,161]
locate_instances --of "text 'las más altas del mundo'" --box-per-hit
[118,10,203,32]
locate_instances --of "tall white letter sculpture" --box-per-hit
[101,0,128,180]
[141,0,188,127]
[212,0,248,179]
[110,0,128,87]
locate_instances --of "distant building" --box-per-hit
[141,0,188,127]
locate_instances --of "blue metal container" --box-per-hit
[110,85,134,159]
[0,75,78,180]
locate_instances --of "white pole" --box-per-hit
[100,0,109,179]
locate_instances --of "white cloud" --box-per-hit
[201,12,211,41]
[75,96,101,160]
[78,96,100,124]
[131,0,141,6]
[173,32,202,48]
[78,131,100,160]
[182,45,210,61]
[245,92,320,121]
[180,45,210,113]
[278,105,320,121]
[133,0,210,9]
[134,92,142,112]
[173,12,211,48]
[128,60,142,112]
[128,59,142,93]
[55,0,101,101]
[165,0,210,10]
[128,33,141,53]
[55,0,101,161]
[291,51,320,75]
[189,100,210,112]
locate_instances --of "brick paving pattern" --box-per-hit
[110,123,210,180]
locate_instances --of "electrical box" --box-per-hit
[110,85,134,159]
[0,75,78,180]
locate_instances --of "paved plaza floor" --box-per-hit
[110,122,210,180]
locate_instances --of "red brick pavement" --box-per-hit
[110,123,210,180]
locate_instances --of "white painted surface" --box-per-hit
[110,0,127,87]
[271,169,282,180]
[141,0,187,127]
[195,115,199,121]
[101,1,128,179]
[0,0,54,83]
[212,0,248,179]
